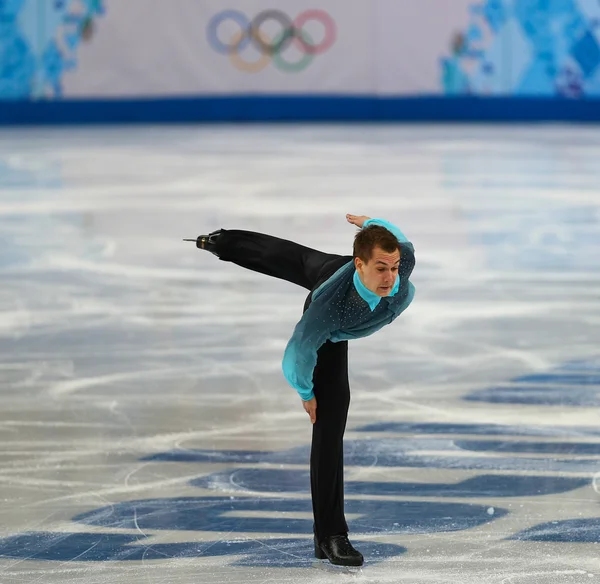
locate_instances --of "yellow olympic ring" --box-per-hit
[229,29,271,73]
[228,28,315,73]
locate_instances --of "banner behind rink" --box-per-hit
[4,0,600,104]
[61,0,375,97]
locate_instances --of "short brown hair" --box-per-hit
[353,225,400,262]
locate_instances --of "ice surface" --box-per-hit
[1,124,600,582]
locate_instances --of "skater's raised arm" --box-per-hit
[346,213,412,248]
[363,218,411,247]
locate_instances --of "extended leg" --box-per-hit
[194,228,346,291]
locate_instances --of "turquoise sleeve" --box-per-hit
[281,300,338,401]
[363,218,409,243]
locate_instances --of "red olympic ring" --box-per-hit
[292,9,337,55]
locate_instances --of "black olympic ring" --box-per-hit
[249,10,294,56]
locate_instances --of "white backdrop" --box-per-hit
[375,0,473,95]
[54,0,600,99]
[63,0,376,97]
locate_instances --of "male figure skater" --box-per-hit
[187,214,415,567]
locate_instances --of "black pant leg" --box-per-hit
[310,339,350,541]
[214,229,341,290]
[302,255,354,542]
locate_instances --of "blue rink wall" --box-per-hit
[3,96,600,125]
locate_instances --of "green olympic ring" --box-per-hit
[272,28,314,73]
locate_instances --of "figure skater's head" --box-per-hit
[353,225,400,296]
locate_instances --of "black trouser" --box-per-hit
[214,229,353,541]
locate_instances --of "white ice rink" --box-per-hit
[1,124,600,583]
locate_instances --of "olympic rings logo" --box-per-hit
[206,9,337,73]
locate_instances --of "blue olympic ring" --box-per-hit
[207,10,251,55]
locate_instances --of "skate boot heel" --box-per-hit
[314,536,327,559]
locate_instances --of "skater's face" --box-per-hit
[355,246,400,296]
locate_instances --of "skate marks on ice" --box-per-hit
[1,358,600,567]
[463,358,600,406]
[3,126,600,579]
[193,468,589,498]
[0,530,406,568]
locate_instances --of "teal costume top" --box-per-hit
[282,219,415,401]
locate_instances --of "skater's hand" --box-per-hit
[303,397,317,424]
[346,214,371,229]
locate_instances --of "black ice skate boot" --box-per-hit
[183,230,222,256]
[314,534,364,567]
